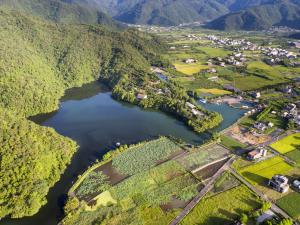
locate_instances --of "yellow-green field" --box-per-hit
[86,191,117,211]
[238,156,293,185]
[173,63,209,75]
[270,133,300,154]
[181,185,261,225]
[197,88,231,95]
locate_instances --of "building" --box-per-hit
[268,175,289,193]
[136,93,148,100]
[253,122,267,132]
[186,102,196,109]
[184,58,196,64]
[247,148,267,161]
[251,92,261,99]
[191,109,204,116]
[291,41,300,49]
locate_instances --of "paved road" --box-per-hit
[169,156,235,225]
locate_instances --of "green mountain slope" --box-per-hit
[0,8,162,218]
[207,0,300,30]
[67,0,278,26]
[114,0,229,26]
[68,0,230,26]
[0,0,119,27]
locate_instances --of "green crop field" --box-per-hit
[220,135,247,151]
[286,150,300,166]
[112,137,182,175]
[277,192,300,220]
[177,144,229,171]
[270,133,300,154]
[173,62,208,75]
[195,46,231,58]
[181,185,262,225]
[238,156,293,185]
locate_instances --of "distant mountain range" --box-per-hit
[207,0,300,30]
[0,0,299,30]
[67,0,274,26]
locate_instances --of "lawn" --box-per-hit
[238,156,294,185]
[181,185,262,225]
[277,192,300,220]
[220,135,247,151]
[270,133,300,154]
[198,88,231,95]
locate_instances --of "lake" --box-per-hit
[2,81,245,225]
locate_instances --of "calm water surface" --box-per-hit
[3,81,245,225]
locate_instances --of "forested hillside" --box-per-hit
[0,0,119,27]
[66,0,278,26]
[68,0,230,26]
[0,8,163,218]
[207,0,300,30]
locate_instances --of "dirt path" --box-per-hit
[169,156,235,225]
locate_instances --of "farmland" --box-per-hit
[238,156,293,185]
[158,28,298,95]
[62,138,234,225]
[277,192,300,221]
[270,133,300,154]
[112,137,182,175]
[176,144,230,171]
[181,185,262,225]
[220,135,247,151]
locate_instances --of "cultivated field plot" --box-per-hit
[220,135,247,151]
[210,172,241,195]
[286,150,300,166]
[277,192,300,221]
[176,144,230,171]
[238,156,293,186]
[194,158,228,181]
[198,88,231,96]
[181,185,262,225]
[112,137,183,175]
[72,137,185,201]
[270,132,300,154]
[68,138,207,225]
[173,62,208,75]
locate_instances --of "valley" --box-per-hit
[0,1,300,225]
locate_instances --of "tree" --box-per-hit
[261,201,272,212]
[240,213,249,224]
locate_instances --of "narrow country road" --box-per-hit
[169,156,236,225]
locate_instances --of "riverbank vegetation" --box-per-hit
[0,108,77,218]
